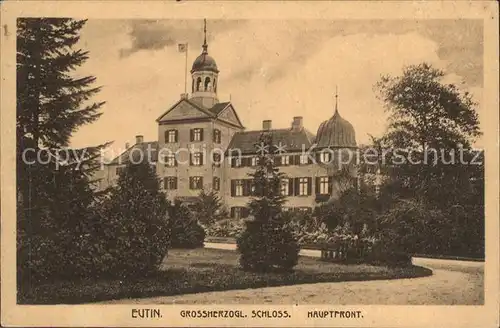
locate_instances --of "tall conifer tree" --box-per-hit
[237,133,299,272]
[16,18,106,282]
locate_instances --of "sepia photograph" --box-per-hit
[1,1,499,327]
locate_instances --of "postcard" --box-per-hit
[1,1,498,327]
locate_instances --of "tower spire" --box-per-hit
[202,18,208,54]
[334,85,339,114]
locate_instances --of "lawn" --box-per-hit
[18,248,432,304]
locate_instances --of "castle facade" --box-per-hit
[97,25,363,219]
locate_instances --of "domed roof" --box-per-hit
[191,49,218,73]
[315,110,357,148]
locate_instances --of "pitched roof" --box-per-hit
[156,98,212,123]
[109,141,158,165]
[208,101,230,116]
[156,99,243,128]
[226,128,316,155]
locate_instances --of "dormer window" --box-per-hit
[251,156,259,166]
[281,155,290,166]
[300,154,309,165]
[320,151,332,164]
[232,156,242,168]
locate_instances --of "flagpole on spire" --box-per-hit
[202,18,208,53]
[335,85,339,114]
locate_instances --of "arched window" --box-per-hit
[196,77,202,91]
[204,77,211,91]
[213,79,217,93]
[191,79,195,93]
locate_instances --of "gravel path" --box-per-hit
[102,244,483,305]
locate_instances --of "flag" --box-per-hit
[178,43,188,53]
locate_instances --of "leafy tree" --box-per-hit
[375,63,481,150]
[192,190,228,226]
[167,199,206,249]
[102,161,170,277]
[375,63,482,203]
[374,63,484,257]
[237,133,299,272]
[16,18,107,283]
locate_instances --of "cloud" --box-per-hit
[119,19,245,58]
[117,19,483,87]
[221,19,483,88]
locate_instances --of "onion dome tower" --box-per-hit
[315,90,357,149]
[190,19,219,108]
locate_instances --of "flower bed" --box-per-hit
[204,218,245,238]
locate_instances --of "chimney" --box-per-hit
[125,142,130,149]
[262,120,272,131]
[135,135,144,144]
[292,116,303,131]
[180,93,189,100]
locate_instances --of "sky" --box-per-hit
[70,19,484,155]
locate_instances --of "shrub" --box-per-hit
[374,198,446,266]
[99,161,170,278]
[192,190,228,226]
[238,219,299,272]
[204,218,245,238]
[168,199,206,249]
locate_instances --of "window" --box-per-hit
[213,129,221,143]
[116,166,125,175]
[196,77,202,91]
[280,178,289,196]
[251,156,258,166]
[320,151,332,164]
[165,130,177,143]
[319,176,329,194]
[235,180,243,196]
[204,77,211,91]
[300,154,309,165]
[164,176,177,190]
[213,177,220,191]
[189,176,203,190]
[232,156,242,167]
[190,128,203,142]
[212,153,222,167]
[231,179,251,197]
[299,177,309,196]
[165,154,176,167]
[191,152,203,166]
[281,155,290,166]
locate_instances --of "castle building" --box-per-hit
[98,21,362,219]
